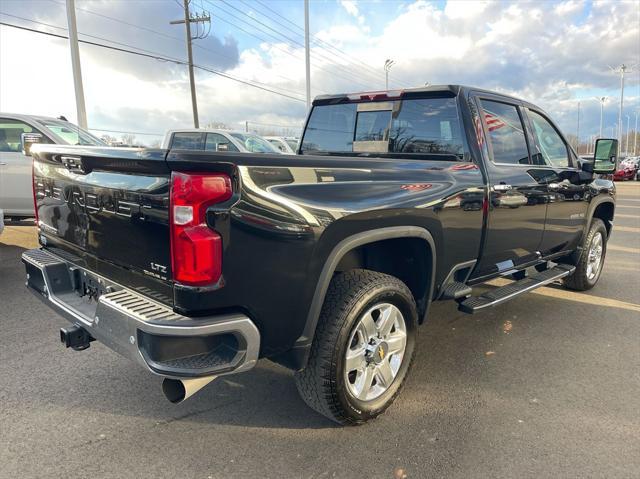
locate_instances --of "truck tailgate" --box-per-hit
[32,145,174,304]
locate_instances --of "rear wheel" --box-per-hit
[563,218,607,291]
[294,269,417,425]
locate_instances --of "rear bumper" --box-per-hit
[22,248,260,379]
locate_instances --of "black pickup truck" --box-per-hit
[23,85,618,425]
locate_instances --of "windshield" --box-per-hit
[300,97,465,159]
[38,119,106,146]
[230,133,279,153]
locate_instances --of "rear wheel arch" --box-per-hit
[294,226,436,367]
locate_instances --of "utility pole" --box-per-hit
[595,96,606,138]
[66,0,87,128]
[576,100,581,153]
[304,0,311,111]
[171,0,210,128]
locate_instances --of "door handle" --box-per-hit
[0,162,7,166]
[493,184,512,192]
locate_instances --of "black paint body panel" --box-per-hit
[29,86,616,369]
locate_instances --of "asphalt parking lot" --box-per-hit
[1,182,639,479]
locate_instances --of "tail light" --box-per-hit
[170,172,232,286]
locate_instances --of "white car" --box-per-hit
[0,208,4,235]
[161,129,281,154]
[264,136,299,154]
[0,113,106,219]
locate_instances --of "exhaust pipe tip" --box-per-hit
[162,376,217,404]
[162,378,187,404]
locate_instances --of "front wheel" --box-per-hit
[563,218,608,291]
[294,269,417,425]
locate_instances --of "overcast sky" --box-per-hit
[1,0,638,145]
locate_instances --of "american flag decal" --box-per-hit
[485,112,506,132]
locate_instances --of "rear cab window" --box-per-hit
[300,95,466,160]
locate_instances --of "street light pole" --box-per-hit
[634,111,638,156]
[610,64,629,144]
[304,0,311,111]
[576,100,581,153]
[65,0,87,128]
[595,96,606,138]
[625,115,630,155]
[384,59,394,90]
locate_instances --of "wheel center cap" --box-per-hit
[369,341,388,365]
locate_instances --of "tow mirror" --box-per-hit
[21,132,43,157]
[593,138,618,174]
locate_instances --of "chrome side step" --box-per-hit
[458,264,575,314]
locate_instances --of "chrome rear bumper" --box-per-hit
[22,248,260,379]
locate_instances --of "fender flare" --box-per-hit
[292,226,437,364]
[585,196,616,236]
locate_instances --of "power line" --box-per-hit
[214,0,380,88]
[90,127,163,136]
[0,20,307,103]
[247,0,393,86]
[203,0,373,91]
[46,0,326,94]
[0,13,305,99]
[48,0,186,44]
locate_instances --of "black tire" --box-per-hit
[294,269,418,425]
[563,218,608,291]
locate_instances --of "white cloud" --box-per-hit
[1,0,638,144]
[340,0,365,26]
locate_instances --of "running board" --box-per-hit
[458,264,575,314]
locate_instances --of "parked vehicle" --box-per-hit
[23,85,618,425]
[613,157,639,181]
[0,208,4,235]
[264,136,299,154]
[0,113,105,219]
[162,129,281,154]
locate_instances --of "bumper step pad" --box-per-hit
[458,264,575,314]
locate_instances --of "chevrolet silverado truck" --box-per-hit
[23,85,618,425]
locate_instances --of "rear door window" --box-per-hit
[479,100,530,165]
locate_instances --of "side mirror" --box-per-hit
[21,132,43,157]
[217,143,230,152]
[593,138,618,174]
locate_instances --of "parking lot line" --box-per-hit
[608,244,640,253]
[489,278,640,313]
[613,226,640,233]
[615,214,639,218]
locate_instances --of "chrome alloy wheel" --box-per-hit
[344,303,407,401]
[586,231,604,281]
